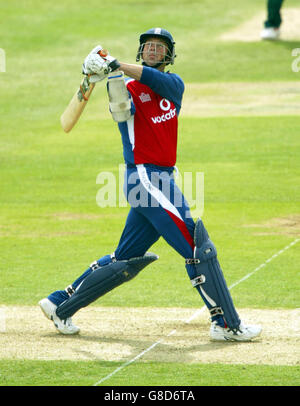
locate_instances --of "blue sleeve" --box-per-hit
[140,66,185,114]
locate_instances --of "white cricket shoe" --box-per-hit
[39,298,80,335]
[260,27,280,40]
[210,321,262,342]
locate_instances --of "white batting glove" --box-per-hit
[102,50,121,71]
[88,71,108,83]
[83,53,108,75]
[82,45,121,83]
[82,45,109,83]
[87,45,103,56]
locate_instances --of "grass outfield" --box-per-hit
[0,360,297,386]
[1,0,300,387]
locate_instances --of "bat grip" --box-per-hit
[98,49,108,59]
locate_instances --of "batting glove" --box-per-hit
[82,45,121,83]
[83,54,108,75]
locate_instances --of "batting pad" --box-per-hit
[56,253,158,319]
[189,219,241,329]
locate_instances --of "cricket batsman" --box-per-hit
[39,28,262,341]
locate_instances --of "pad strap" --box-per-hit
[190,274,205,287]
[65,285,75,297]
[185,258,200,265]
[209,307,224,317]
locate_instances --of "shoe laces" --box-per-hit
[227,325,242,335]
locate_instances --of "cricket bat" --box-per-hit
[60,49,108,133]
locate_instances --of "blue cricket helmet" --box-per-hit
[136,27,176,66]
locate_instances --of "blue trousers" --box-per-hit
[115,164,195,260]
[48,164,225,326]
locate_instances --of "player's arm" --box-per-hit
[139,66,184,113]
[118,62,143,81]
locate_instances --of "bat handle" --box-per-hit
[98,49,108,59]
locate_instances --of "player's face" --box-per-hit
[142,38,168,67]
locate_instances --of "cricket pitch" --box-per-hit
[0,306,299,366]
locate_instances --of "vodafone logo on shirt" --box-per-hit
[151,98,176,124]
[159,98,171,111]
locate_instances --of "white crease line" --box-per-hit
[93,329,177,386]
[93,341,163,386]
[229,238,299,291]
[93,237,299,386]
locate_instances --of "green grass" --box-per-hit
[0,360,299,386]
[0,0,300,387]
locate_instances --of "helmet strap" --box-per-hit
[142,60,166,69]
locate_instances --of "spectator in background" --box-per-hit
[261,0,285,40]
